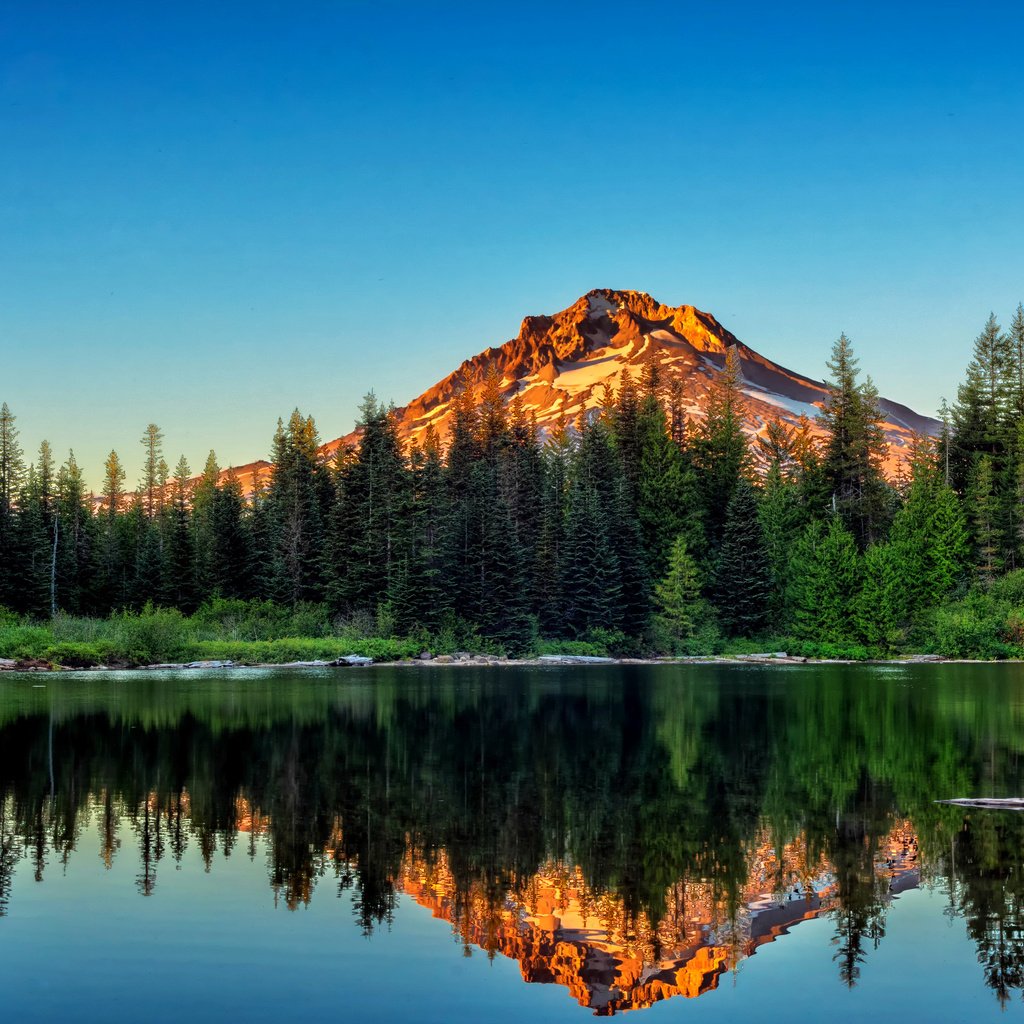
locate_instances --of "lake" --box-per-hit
[1,663,1023,1021]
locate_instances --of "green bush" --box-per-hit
[536,638,612,658]
[0,623,53,660]
[108,605,193,664]
[989,570,1024,606]
[42,641,116,668]
[785,639,877,661]
[927,604,1013,660]
[191,636,420,664]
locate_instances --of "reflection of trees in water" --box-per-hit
[949,812,1024,1006]
[0,668,1023,1003]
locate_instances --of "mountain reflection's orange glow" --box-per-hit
[346,821,918,1015]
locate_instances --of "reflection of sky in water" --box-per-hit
[0,841,1001,1024]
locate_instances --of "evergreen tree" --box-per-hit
[209,472,251,600]
[191,451,221,601]
[53,452,95,615]
[0,403,25,611]
[950,313,1014,493]
[560,453,620,637]
[139,423,165,519]
[97,450,127,610]
[819,334,889,547]
[712,479,771,637]
[969,454,1002,584]
[391,429,448,635]
[265,411,330,605]
[326,395,410,615]
[691,347,749,547]
[653,535,703,642]
[634,388,701,577]
[759,454,802,628]
[11,467,51,617]
[535,421,572,636]
[789,515,861,644]
[1010,304,1024,420]
[856,543,909,649]
[163,456,197,611]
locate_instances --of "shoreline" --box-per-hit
[0,652,1014,674]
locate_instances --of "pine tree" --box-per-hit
[97,450,127,610]
[819,334,890,547]
[560,463,621,637]
[634,389,701,578]
[927,484,970,600]
[163,456,197,611]
[691,347,749,547]
[950,313,1014,493]
[265,410,330,605]
[969,454,1002,584]
[139,424,165,519]
[208,472,251,600]
[392,429,448,635]
[535,422,572,635]
[789,515,861,644]
[53,452,95,615]
[1010,304,1024,420]
[0,403,25,611]
[712,479,771,637]
[856,543,909,649]
[326,395,411,615]
[11,467,51,617]
[653,535,703,641]
[0,403,24,514]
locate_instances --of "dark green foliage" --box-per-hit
[327,395,411,614]
[653,534,703,640]
[265,411,332,604]
[788,516,861,644]
[819,334,890,547]
[712,479,771,636]
[691,347,749,548]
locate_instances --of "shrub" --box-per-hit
[108,605,193,664]
[0,623,53,660]
[928,604,1012,660]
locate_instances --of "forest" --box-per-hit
[2,306,1024,664]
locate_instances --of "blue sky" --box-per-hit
[2,1,1023,485]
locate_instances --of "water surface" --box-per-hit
[1,663,1023,1021]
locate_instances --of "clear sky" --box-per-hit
[2,1,1023,487]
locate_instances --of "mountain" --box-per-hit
[228,288,938,490]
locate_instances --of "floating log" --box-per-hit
[936,798,1024,810]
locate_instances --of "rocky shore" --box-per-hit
[0,651,980,673]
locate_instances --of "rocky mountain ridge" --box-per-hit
[226,288,938,490]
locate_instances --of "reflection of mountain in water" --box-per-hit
[1,666,1023,1011]
[399,826,920,1014]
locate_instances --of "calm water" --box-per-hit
[1,664,1024,1022]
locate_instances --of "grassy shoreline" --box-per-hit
[3,590,1024,669]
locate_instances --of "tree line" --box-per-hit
[1,306,1022,654]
